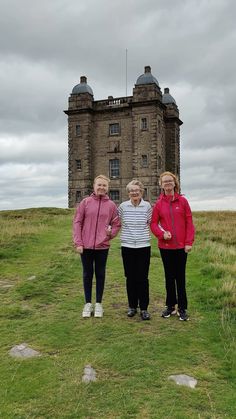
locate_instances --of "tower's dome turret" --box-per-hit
[136,66,159,86]
[72,76,93,96]
[162,87,176,104]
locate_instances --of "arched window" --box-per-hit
[76,124,81,136]
[141,117,148,130]
[141,155,148,167]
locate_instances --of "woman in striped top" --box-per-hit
[118,180,152,320]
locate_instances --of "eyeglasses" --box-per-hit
[129,189,141,193]
[162,180,174,184]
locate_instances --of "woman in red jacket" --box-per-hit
[151,171,195,321]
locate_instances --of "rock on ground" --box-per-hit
[9,343,41,358]
[168,374,197,388]
[82,365,97,383]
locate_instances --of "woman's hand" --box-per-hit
[164,231,172,240]
[106,225,112,236]
[76,246,83,254]
[185,245,192,253]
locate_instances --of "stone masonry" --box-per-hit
[64,66,182,207]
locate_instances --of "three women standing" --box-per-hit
[74,172,194,321]
[151,171,195,321]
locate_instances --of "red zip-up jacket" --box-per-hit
[73,193,120,249]
[150,193,195,249]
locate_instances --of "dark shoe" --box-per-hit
[140,310,151,320]
[127,308,137,317]
[161,306,177,318]
[179,309,189,321]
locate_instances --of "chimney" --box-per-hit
[80,76,87,83]
[144,66,151,73]
[164,88,169,94]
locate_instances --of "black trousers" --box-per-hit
[121,246,151,311]
[160,248,188,310]
[80,249,109,303]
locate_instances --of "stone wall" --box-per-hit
[65,78,182,207]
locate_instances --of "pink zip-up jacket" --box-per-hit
[73,193,121,249]
[150,193,195,249]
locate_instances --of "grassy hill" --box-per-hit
[0,208,235,418]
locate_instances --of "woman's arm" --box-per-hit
[184,199,195,246]
[73,199,86,247]
[150,204,165,239]
[109,205,121,238]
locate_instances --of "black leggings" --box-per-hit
[80,249,109,303]
[121,246,151,311]
[160,248,188,310]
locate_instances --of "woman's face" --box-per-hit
[161,175,175,195]
[128,185,142,205]
[93,178,109,196]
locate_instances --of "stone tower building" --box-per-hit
[64,66,182,207]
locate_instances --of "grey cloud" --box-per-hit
[0,162,67,210]
[182,146,235,171]
[1,0,235,87]
[182,170,234,196]
[175,82,236,150]
[187,195,236,211]
[0,131,67,164]
[181,121,235,149]
[0,57,71,134]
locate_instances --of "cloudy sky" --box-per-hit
[0,0,235,211]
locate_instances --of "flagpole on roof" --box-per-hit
[126,48,128,97]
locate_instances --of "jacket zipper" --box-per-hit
[169,200,178,247]
[94,196,102,249]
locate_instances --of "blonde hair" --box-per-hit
[126,179,144,194]
[94,174,110,184]
[159,171,180,193]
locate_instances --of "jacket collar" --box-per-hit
[91,192,109,201]
[128,198,145,206]
[160,192,180,202]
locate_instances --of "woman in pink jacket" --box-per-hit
[151,171,195,321]
[73,175,120,318]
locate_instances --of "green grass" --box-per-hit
[0,208,235,418]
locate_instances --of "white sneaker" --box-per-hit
[82,303,93,318]
[94,303,103,318]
